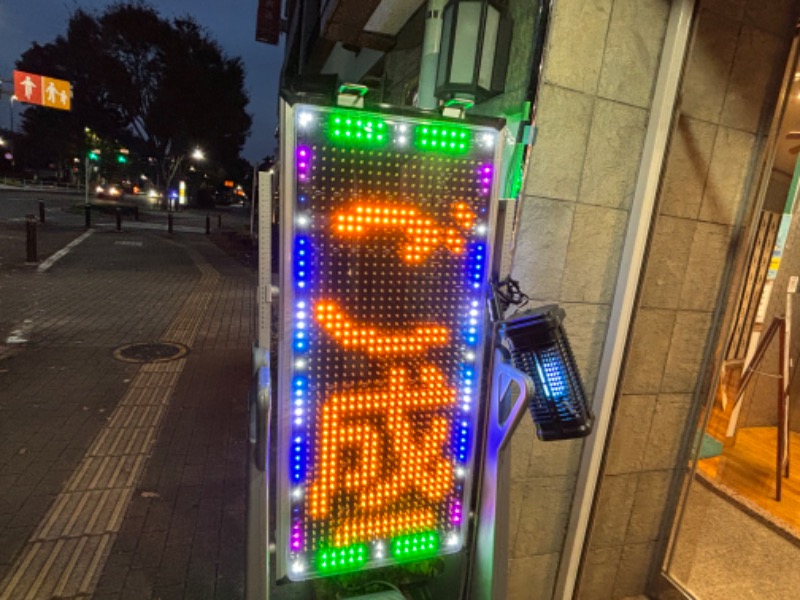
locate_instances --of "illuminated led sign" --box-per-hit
[278,103,500,580]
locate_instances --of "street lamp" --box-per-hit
[9,95,17,133]
[191,147,205,161]
[435,0,512,104]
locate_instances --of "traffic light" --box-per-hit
[88,150,100,161]
[117,153,127,164]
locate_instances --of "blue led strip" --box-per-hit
[291,234,312,486]
[452,240,488,464]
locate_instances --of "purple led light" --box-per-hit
[291,520,304,551]
[478,164,493,196]
[297,146,312,183]
[450,500,463,525]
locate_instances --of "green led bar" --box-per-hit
[390,531,440,562]
[414,125,471,154]
[316,544,369,574]
[328,112,388,147]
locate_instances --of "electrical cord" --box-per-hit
[490,276,530,320]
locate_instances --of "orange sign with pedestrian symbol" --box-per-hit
[13,70,71,111]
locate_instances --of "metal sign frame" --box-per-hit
[276,97,505,582]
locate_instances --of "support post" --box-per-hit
[468,349,534,600]
[85,205,91,228]
[26,214,38,263]
[417,0,447,110]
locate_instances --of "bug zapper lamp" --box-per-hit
[499,305,594,441]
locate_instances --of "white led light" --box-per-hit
[291,560,306,574]
[294,358,307,369]
[447,533,461,547]
[294,417,302,426]
[294,408,303,417]
[476,224,487,235]
[471,300,479,307]
[398,124,408,133]
[297,301,306,309]
[465,351,476,361]
[296,311,306,319]
[481,132,494,147]
[298,112,314,128]
[456,467,466,478]
[297,215,309,227]
[292,487,303,499]
[469,309,478,317]
[397,135,407,146]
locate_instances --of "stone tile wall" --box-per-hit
[505,0,670,598]
[577,1,797,598]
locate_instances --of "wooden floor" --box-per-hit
[698,427,800,534]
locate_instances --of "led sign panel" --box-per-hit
[278,103,500,580]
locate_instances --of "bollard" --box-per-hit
[205,215,211,235]
[38,201,45,223]
[85,205,91,228]
[115,207,122,232]
[26,214,38,263]
[168,213,174,234]
[217,214,222,228]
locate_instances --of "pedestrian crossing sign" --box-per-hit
[13,70,71,111]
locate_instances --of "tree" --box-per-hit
[15,1,252,191]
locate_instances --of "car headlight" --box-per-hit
[108,186,120,196]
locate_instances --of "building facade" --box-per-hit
[276,0,800,598]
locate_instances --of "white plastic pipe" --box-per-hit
[417,0,447,110]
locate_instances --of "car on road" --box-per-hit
[95,183,123,200]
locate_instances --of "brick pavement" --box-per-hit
[0,209,255,599]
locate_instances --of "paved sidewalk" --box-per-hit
[0,214,256,599]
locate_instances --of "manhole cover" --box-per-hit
[113,342,189,363]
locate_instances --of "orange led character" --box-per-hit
[308,366,456,547]
[332,202,476,263]
[315,301,449,354]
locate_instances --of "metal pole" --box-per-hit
[246,168,274,600]
[85,155,90,208]
[26,214,38,263]
[250,162,257,241]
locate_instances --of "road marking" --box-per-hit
[0,245,220,600]
[5,320,34,344]
[37,229,94,273]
